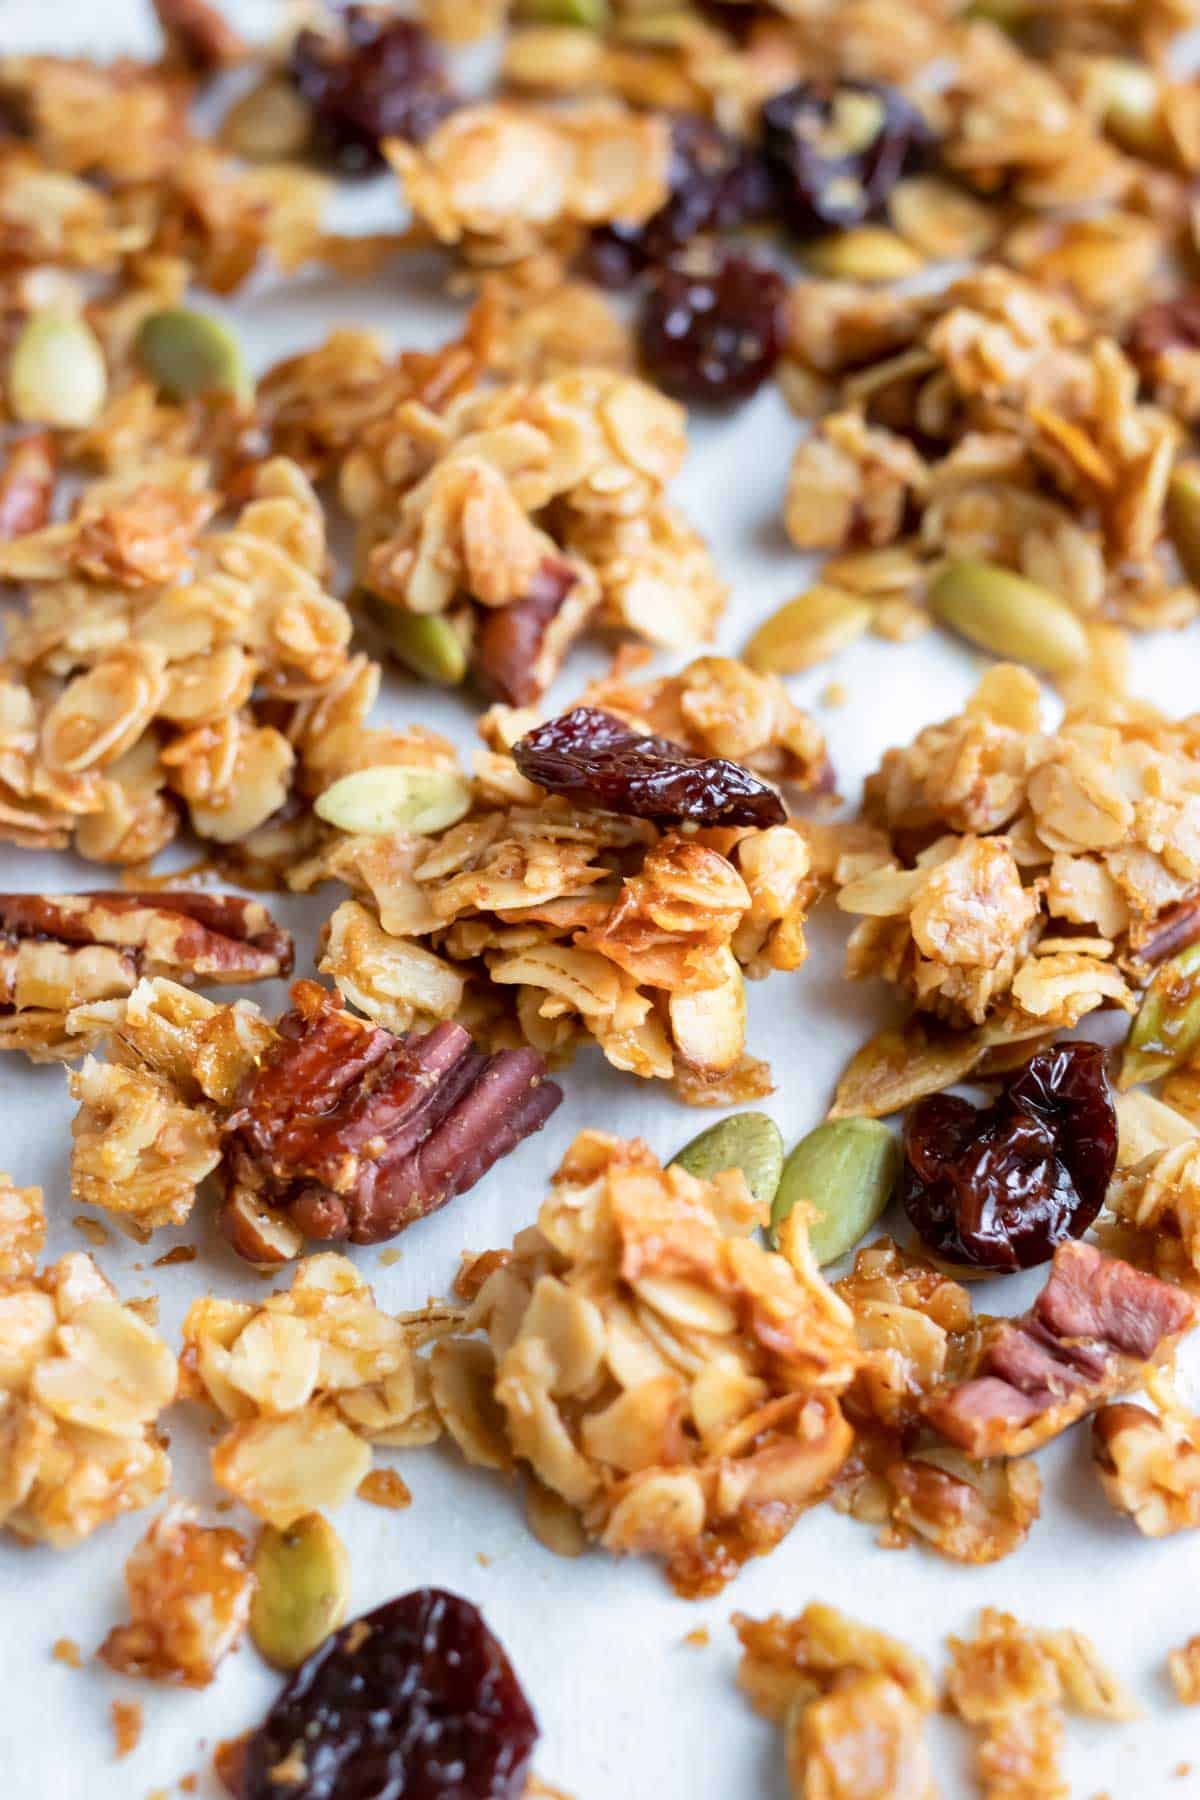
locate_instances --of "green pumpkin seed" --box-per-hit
[514,0,609,22]
[9,311,107,429]
[1121,940,1200,1088]
[1167,465,1200,589]
[771,1117,900,1267]
[928,559,1088,675]
[744,585,873,675]
[136,307,251,403]
[670,1111,784,1209]
[250,1514,350,1671]
[364,593,469,686]
[315,763,472,836]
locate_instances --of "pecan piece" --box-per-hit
[153,0,247,73]
[0,432,56,539]
[473,556,598,707]
[512,707,787,828]
[925,1242,1194,1458]
[220,981,562,1250]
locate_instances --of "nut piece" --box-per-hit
[772,1119,901,1267]
[9,312,108,429]
[928,560,1089,675]
[99,1504,254,1686]
[670,1112,784,1210]
[1091,1402,1200,1536]
[250,1513,351,1670]
[365,597,469,686]
[315,764,473,836]
[136,308,251,403]
[1120,940,1200,1087]
[744,586,874,675]
[1167,464,1200,589]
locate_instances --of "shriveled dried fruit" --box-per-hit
[902,1043,1117,1272]
[744,586,873,675]
[636,250,785,406]
[290,7,454,172]
[238,1589,538,1800]
[136,308,250,403]
[928,560,1088,675]
[1121,941,1200,1088]
[315,765,472,836]
[762,81,930,237]
[250,1514,351,1672]
[512,707,786,828]
[670,1112,784,1209]
[773,1118,900,1267]
[9,312,107,430]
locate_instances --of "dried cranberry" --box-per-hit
[512,706,786,828]
[237,1590,538,1800]
[761,79,931,236]
[289,6,454,172]
[901,1042,1117,1273]
[636,247,785,405]
[584,113,773,290]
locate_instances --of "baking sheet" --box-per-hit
[3,3,1200,1794]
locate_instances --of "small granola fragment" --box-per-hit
[1092,1399,1200,1536]
[1169,1637,1200,1704]
[433,1131,859,1594]
[926,1241,1194,1459]
[109,1699,142,1760]
[99,1503,253,1686]
[0,1172,45,1278]
[0,433,57,540]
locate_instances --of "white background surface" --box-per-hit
[3,3,1200,1795]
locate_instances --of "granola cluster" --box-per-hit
[99,1503,254,1686]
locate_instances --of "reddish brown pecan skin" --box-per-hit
[0,432,56,539]
[926,1242,1194,1457]
[153,0,248,71]
[221,983,562,1250]
[0,891,293,982]
[473,558,582,707]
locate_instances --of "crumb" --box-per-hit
[269,1749,307,1784]
[357,1468,412,1510]
[476,1552,492,1568]
[147,1789,170,1800]
[52,1637,82,1668]
[820,681,848,708]
[1176,1763,1193,1778]
[127,1295,160,1327]
[213,1736,248,1796]
[180,1778,198,1794]
[525,1781,574,1799]
[377,1248,403,1266]
[72,1214,109,1248]
[153,1245,197,1267]
[111,1700,143,1759]
[682,1627,709,1648]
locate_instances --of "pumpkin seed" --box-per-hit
[771,1117,900,1267]
[250,1514,350,1671]
[9,311,107,429]
[1167,464,1200,589]
[744,585,873,674]
[514,0,608,22]
[670,1112,784,1209]
[928,559,1089,674]
[315,763,472,836]
[365,593,469,686]
[136,308,251,403]
[221,76,313,161]
[1120,941,1200,1088]
[805,227,925,283]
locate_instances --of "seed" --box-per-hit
[1167,465,1200,589]
[136,308,251,403]
[221,76,314,160]
[364,593,469,686]
[9,312,107,429]
[928,559,1089,674]
[1091,58,1166,158]
[513,0,608,22]
[315,763,472,836]
[250,1514,350,1671]
[1121,941,1200,1089]
[670,1111,784,1209]
[744,585,873,674]
[805,226,924,282]
[771,1117,900,1267]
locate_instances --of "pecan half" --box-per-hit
[925,1241,1194,1459]
[473,556,597,707]
[0,432,57,539]
[220,981,562,1250]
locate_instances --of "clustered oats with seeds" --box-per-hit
[6,0,1200,1796]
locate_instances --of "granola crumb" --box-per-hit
[820,681,848,709]
[179,1779,198,1795]
[52,1637,82,1668]
[72,1214,109,1248]
[1175,1763,1193,1777]
[377,1248,403,1267]
[476,1553,492,1568]
[1169,1637,1200,1704]
[357,1468,413,1511]
[682,1628,710,1649]
[153,1246,198,1268]
[111,1700,143,1760]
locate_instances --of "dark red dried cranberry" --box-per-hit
[901,1042,1117,1273]
[512,705,786,828]
[761,79,931,236]
[237,1590,538,1800]
[636,247,785,404]
[584,113,773,290]
[289,6,454,172]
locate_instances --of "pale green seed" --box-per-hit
[771,1117,900,1267]
[365,593,469,686]
[1167,465,1200,590]
[9,311,107,429]
[744,585,873,674]
[513,0,608,22]
[670,1112,784,1209]
[250,1514,350,1671]
[136,307,251,403]
[315,764,471,836]
[928,559,1089,675]
[1121,940,1200,1089]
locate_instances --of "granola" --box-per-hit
[99,1503,254,1686]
